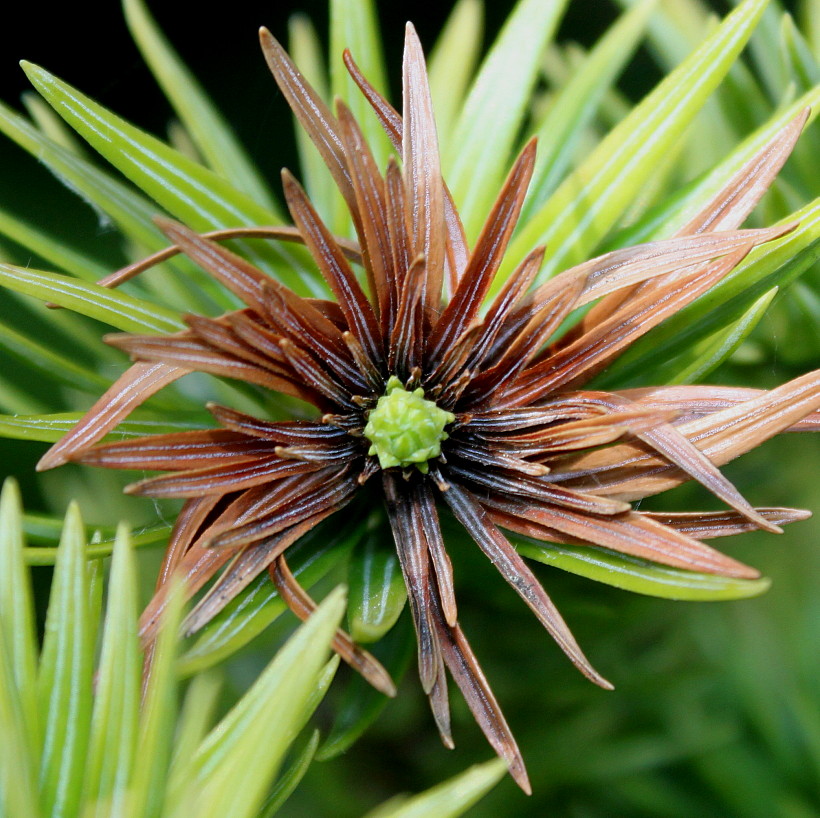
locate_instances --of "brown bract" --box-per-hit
[37,23,820,792]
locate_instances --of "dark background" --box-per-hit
[0,1,624,188]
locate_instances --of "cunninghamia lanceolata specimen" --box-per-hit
[37,23,820,792]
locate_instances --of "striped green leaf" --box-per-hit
[514,535,771,601]
[503,0,770,289]
[37,503,96,818]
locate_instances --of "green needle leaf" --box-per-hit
[128,577,185,818]
[347,531,408,643]
[182,588,345,818]
[21,62,321,296]
[0,412,204,444]
[37,502,95,818]
[445,0,567,238]
[522,0,658,219]
[503,0,770,288]
[599,201,820,387]
[0,206,109,281]
[0,625,40,818]
[258,729,321,818]
[0,480,40,760]
[0,321,111,393]
[0,262,184,333]
[364,758,507,818]
[513,535,772,601]
[83,524,140,817]
[662,287,778,385]
[0,99,184,255]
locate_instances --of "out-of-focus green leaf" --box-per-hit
[167,673,222,794]
[37,502,95,818]
[0,411,205,444]
[763,280,820,364]
[128,578,184,818]
[124,0,277,212]
[803,0,820,54]
[330,0,390,172]
[0,262,184,333]
[83,524,140,817]
[445,0,567,238]
[428,0,484,138]
[503,0,770,288]
[182,589,344,818]
[0,206,109,281]
[177,517,361,675]
[782,13,820,89]
[347,530,407,643]
[317,614,413,761]
[21,63,322,296]
[364,758,507,818]
[523,0,658,219]
[514,535,771,601]
[658,287,778,385]
[0,321,111,393]
[259,730,320,818]
[744,1,793,103]
[0,480,40,758]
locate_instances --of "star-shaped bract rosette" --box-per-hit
[37,24,820,791]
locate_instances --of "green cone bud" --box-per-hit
[364,376,455,473]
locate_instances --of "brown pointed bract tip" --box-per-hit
[36,24,820,791]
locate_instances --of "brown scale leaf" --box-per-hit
[270,555,397,696]
[38,361,189,470]
[125,454,323,498]
[282,170,383,365]
[207,404,348,442]
[259,28,359,219]
[107,331,318,403]
[403,23,446,316]
[485,494,759,579]
[428,587,530,793]
[343,45,469,292]
[206,468,354,550]
[567,370,820,501]
[184,499,351,634]
[640,508,811,539]
[74,429,278,470]
[336,101,395,330]
[383,473,443,695]
[435,471,612,688]
[429,139,537,361]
